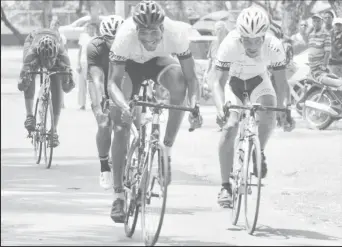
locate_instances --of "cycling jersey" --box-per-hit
[87,36,110,80]
[109,17,192,64]
[215,29,287,81]
[20,28,71,78]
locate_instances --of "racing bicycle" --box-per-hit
[27,69,71,169]
[123,79,200,246]
[224,92,292,235]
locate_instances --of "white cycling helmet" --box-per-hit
[99,15,124,37]
[236,6,270,38]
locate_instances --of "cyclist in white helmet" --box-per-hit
[86,15,127,190]
[107,0,202,223]
[210,6,295,207]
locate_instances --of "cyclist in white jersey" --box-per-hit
[107,0,202,223]
[210,7,295,207]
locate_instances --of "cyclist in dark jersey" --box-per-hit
[86,15,125,190]
[18,28,75,147]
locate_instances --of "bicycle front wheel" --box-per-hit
[141,145,168,246]
[124,140,140,238]
[244,136,262,235]
[42,94,54,169]
[231,140,243,225]
[33,98,42,164]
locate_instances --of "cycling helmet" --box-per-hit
[99,15,124,37]
[236,7,270,38]
[132,0,165,28]
[37,35,58,59]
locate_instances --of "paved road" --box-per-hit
[2,84,342,246]
[2,48,342,246]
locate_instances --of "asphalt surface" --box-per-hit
[1,47,342,246]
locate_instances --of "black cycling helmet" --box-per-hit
[37,35,58,59]
[132,0,165,28]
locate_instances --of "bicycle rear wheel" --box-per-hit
[41,94,54,169]
[141,145,168,246]
[33,98,42,164]
[124,140,140,238]
[244,136,262,235]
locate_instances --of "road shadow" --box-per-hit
[157,235,230,246]
[252,225,341,241]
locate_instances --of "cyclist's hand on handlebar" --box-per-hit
[121,107,133,125]
[216,108,226,129]
[188,111,203,131]
[96,111,111,128]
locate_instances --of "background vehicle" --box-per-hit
[58,15,107,41]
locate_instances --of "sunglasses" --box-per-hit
[137,28,163,40]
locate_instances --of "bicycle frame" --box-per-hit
[126,79,199,196]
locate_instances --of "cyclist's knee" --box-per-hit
[98,124,112,136]
[222,112,239,139]
[159,66,186,101]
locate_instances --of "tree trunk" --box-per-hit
[42,0,53,28]
[173,0,189,23]
[328,0,342,17]
[76,0,84,18]
[212,1,226,11]
[1,6,24,45]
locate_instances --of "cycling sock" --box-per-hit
[165,146,172,157]
[113,187,124,200]
[100,156,111,172]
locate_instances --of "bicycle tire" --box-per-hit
[141,146,168,246]
[124,140,140,238]
[244,136,262,235]
[42,95,54,169]
[33,98,42,164]
[231,140,243,226]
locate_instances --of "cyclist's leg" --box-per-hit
[21,36,37,131]
[109,63,138,223]
[217,81,240,205]
[49,73,63,147]
[23,76,36,131]
[250,72,277,178]
[88,66,113,189]
[155,56,187,154]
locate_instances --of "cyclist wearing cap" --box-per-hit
[18,28,75,147]
[210,6,294,207]
[86,15,125,190]
[107,0,203,223]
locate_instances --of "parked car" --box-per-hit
[192,10,240,35]
[59,15,107,41]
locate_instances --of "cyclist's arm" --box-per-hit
[323,33,332,67]
[88,66,105,114]
[269,37,290,107]
[211,36,233,113]
[57,44,71,69]
[107,52,130,111]
[212,61,230,114]
[177,50,199,108]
